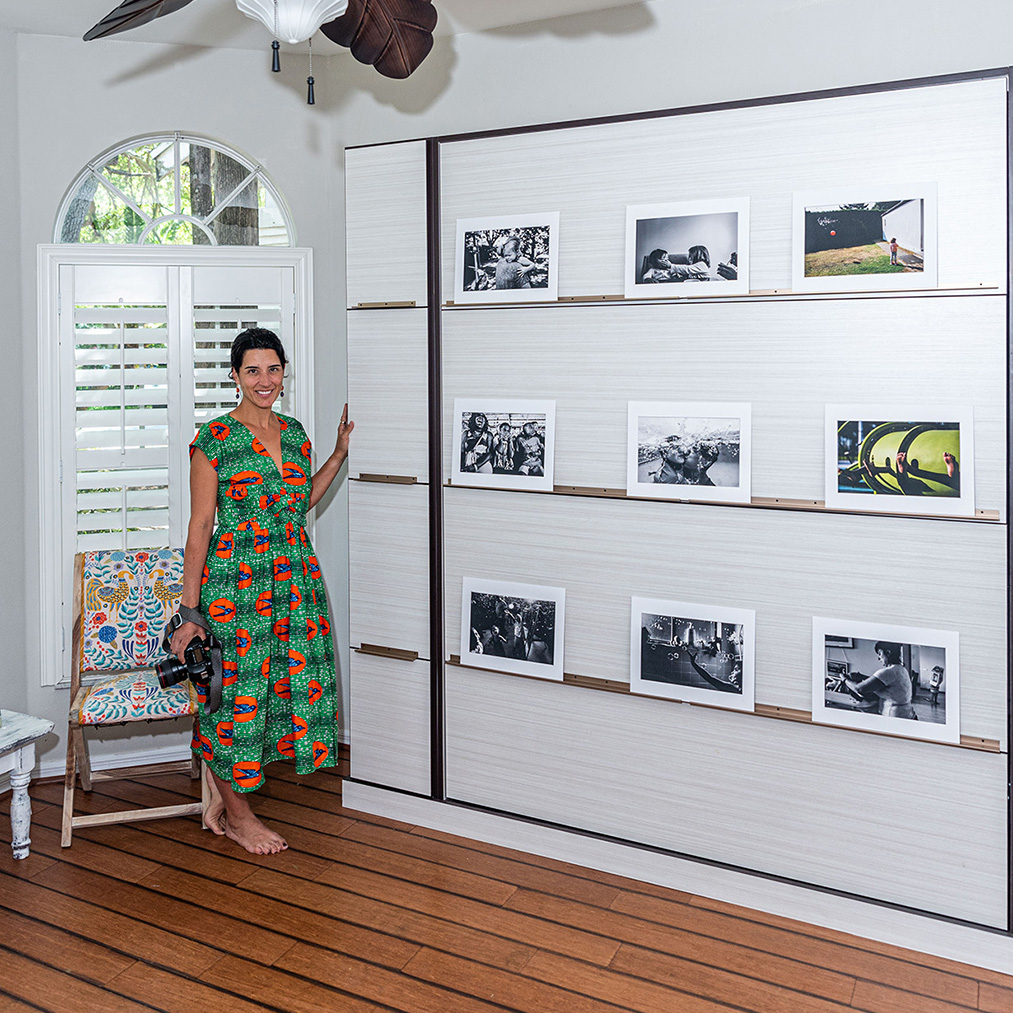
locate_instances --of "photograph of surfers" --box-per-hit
[822,635,949,726]
[459,411,547,476]
[836,419,960,498]
[638,612,744,695]
[468,592,556,667]
[461,226,551,292]
[803,199,925,278]
[631,211,739,288]
[637,415,740,488]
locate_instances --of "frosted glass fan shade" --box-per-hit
[236,0,350,44]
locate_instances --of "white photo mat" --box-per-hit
[791,185,938,292]
[627,401,751,504]
[812,616,960,744]
[453,212,560,304]
[630,596,756,711]
[451,398,556,492]
[824,405,974,517]
[624,197,750,299]
[460,576,566,681]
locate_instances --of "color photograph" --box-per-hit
[630,597,755,710]
[454,213,560,304]
[812,617,959,743]
[824,406,974,516]
[625,198,749,299]
[792,186,938,291]
[627,402,751,503]
[451,398,555,492]
[460,577,565,681]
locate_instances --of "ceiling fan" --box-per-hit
[83,0,438,99]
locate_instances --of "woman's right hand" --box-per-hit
[170,620,206,662]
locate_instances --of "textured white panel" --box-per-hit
[440,78,1007,297]
[349,481,429,657]
[346,141,428,307]
[444,490,1007,744]
[444,667,1008,926]
[442,297,1007,515]
[347,308,429,481]
[350,652,430,794]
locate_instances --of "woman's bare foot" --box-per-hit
[223,811,288,855]
[202,765,226,836]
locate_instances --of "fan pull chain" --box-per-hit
[271,0,280,72]
[307,37,315,105]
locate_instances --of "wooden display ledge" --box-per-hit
[444,481,1001,523]
[355,643,421,662]
[447,656,1002,754]
[443,282,999,309]
[351,300,418,309]
[354,473,419,485]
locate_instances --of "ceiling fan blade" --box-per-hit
[84,0,199,42]
[321,0,437,80]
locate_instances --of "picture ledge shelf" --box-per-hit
[440,282,1000,310]
[446,656,1002,754]
[444,482,1002,523]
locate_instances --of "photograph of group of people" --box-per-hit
[452,399,555,492]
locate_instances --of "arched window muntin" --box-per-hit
[55,132,294,247]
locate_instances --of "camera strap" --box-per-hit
[176,605,224,716]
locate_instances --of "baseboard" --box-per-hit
[343,780,1013,977]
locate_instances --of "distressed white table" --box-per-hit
[0,711,54,859]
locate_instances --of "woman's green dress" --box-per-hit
[189,413,338,791]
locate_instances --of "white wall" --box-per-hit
[8,0,1013,770]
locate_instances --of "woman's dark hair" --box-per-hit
[648,248,669,269]
[874,641,902,664]
[231,328,288,375]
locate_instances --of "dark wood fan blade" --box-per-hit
[321,0,437,79]
[84,0,198,42]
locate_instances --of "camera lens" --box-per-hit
[155,656,188,689]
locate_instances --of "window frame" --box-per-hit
[37,244,315,688]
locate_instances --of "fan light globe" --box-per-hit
[236,0,350,45]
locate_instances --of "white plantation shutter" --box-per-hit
[40,250,310,686]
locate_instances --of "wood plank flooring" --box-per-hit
[1,754,1011,1012]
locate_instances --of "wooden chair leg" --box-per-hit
[189,717,201,779]
[73,726,93,792]
[61,730,77,848]
[200,762,211,830]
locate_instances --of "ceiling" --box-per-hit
[0,0,650,50]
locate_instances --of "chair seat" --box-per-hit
[77,669,197,725]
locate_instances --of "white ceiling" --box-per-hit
[0,0,650,50]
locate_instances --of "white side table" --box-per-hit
[0,711,54,859]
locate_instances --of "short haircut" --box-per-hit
[231,328,288,375]
[873,641,903,664]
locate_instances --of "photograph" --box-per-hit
[460,577,565,681]
[630,597,755,711]
[792,186,938,291]
[812,617,959,744]
[627,402,751,504]
[451,399,555,492]
[454,213,560,304]
[625,198,749,299]
[824,406,974,517]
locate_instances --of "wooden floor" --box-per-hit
[2,756,1012,1013]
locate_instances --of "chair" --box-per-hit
[61,548,207,847]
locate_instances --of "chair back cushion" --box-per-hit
[80,549,184,673]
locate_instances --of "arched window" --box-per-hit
[56,133,293,246]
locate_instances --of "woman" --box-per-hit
[171,327,353,855]
[844,641,917,719]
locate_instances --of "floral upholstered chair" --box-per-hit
[61,549,206,847]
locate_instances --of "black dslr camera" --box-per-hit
[155,632,222,690]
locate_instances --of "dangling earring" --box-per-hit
[235,387,240,401]
[280,386,285,397]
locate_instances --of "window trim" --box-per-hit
[37,244,315,688]
[54,132,296,247]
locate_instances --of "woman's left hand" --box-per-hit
[334,403,355,460]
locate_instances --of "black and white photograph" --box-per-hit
[812,617,959,744]
[451,398,555,492]
[630,597,755,710]
[624,198,749,299]
[792,186,938,292]
[824,405,974,517]
[460,577,565,681]
[627,402,751,503]
[454,213,560,304]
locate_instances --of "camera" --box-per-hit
[156,633,222,690]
